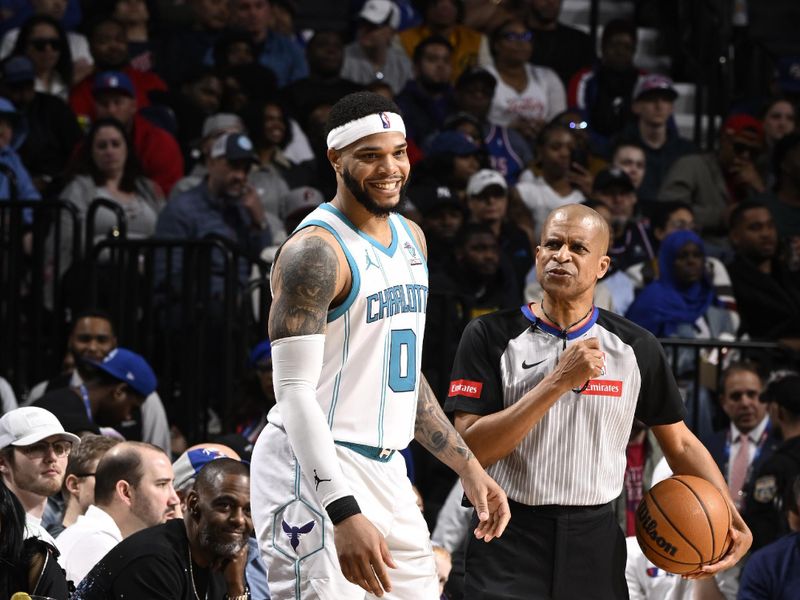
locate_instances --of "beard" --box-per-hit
[198,521,248,561]
[342,168,407,217]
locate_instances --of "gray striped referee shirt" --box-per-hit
[445,305,685,506]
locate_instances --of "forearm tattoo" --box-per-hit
[269,235,339,339]
[415,376,473,467]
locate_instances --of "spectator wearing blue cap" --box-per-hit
[0,95,41,221]
[0,54,82,194]
[33,347,158,439]
[79,69,184,195]
[69,17,168,123]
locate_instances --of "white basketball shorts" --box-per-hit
[251,423,439,600]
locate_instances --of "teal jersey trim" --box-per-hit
[395,214,428,275]
[320,203,399,257]
[297,219,361,323]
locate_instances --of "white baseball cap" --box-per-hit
[358,0,400,28]
[0,407,81,449]
[467,169,508,197]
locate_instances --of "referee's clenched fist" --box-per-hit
[552,337,605,390]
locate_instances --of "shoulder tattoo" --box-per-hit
[269,234,339,339]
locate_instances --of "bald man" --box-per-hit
[446,204,752,599]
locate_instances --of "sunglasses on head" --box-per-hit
[30,38,61,51]
[502,31,533,43]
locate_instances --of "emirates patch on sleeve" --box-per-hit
[580,380,623,397]
[449,379,483,398]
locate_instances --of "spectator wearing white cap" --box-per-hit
[55,441,180,586]
[617,73,696,202]
[0,406,80,545]
[341,0,413,94]
[466,168,534,290]
[170,112,244,198]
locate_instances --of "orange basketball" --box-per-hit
[635,475,732,574]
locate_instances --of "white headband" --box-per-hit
[326,111,406,150]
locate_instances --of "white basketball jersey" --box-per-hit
[269,203,428,450]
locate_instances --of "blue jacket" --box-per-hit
[739,532,800,600]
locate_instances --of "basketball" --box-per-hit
[635,475,732,574]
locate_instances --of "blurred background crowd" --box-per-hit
[1,0,800,598]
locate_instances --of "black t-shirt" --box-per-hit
[73,519,226,600]
[445,306,685,505]
[32,388,100,435]
[744,436,800,551]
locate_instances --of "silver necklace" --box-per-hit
[188,546,208,600]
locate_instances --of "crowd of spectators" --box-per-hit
[2,0,800,598]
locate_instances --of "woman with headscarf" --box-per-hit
[626,229,739,438]
[626,229,737,338]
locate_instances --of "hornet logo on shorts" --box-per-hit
[379,112,391,129]
[282,520,315,551]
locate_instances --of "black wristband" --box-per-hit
[326,495,361,525]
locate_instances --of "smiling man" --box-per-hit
[250,91,509,599]
[73,458,250,599]
[447,203,752,599]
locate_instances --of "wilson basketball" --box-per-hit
[635,475,731,574]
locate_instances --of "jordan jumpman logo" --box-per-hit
[313,469,331,491]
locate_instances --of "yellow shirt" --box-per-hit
[399,24,484,81]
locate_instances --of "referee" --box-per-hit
[446,204,752,599]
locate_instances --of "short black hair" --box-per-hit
[69,308,116,336]
[537,122,572,148]
[412,34,453,64]
[194,457,249,497]
[94,442,161,505]
[601,18,637,48]
[729,199,771,231]
[650,200,694,232]
[325,92,401,136]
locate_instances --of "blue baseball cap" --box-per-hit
[92,71,135,98]
[90,348,157,397]
[427,131,480,157]
[172,446,229,492]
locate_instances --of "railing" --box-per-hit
[0,200,81,391]
[85,235,271,442]
[655,337,791,435]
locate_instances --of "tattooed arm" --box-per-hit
[414,375,474,470]
[268,229,399,597]
[268,229,342,340]
[415,374,510,541]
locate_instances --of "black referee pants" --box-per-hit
[463,500,628,600]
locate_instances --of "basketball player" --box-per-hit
[447,204,752,599]
[250,92,510,600]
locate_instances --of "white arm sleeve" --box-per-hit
[272,334,353,508]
